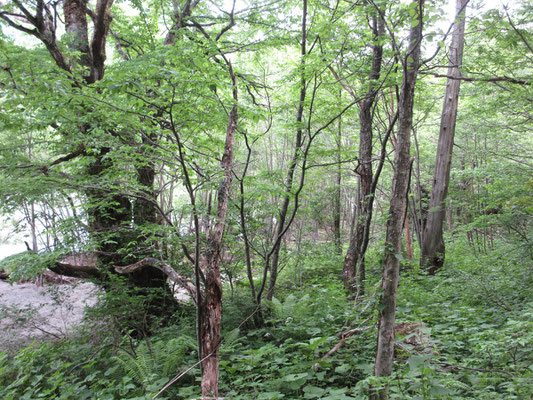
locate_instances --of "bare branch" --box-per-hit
[0,12,38,35]
[504,6,533,54]
[419,71,530,85]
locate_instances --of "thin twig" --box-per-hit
[152,352,214,399]
[435,361,515,377]
[314,314,376,369]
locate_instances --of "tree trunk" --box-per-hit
[405,215,413,260]
[64,0,92,72]
[239,134,258,305]
[86,148,132,267]
[333,110,342,254]
[342,11,384,294]
[128,133,171,303]
[373,1,423,398]
[200,64,238,398]
[421,0,467,274]
[2,0,200,335]
[266,0,307,301]
[64,1,134,270]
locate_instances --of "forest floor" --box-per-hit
[0,279,98,353]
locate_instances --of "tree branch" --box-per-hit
[90,0,113,82]
[115,257,198,304]
[419,71,530,85]
[504,6,533,55]
[0,12,38,35]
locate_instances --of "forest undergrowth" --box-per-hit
[0,238,531,400]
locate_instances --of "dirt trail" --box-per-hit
[0,280,98,353]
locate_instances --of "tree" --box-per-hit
[1,1,530,398]
[192,62,238,396]
[0,0,172,312]
[373,0,424,398]
[421,0,468,273]
[342,4,385,295]
[264,0,308,302]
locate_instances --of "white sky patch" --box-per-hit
[0,215,26,259]
[0,243,27,260]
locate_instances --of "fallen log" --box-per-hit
[0,268,80,284]
[52,252,100,278]
[52,253,197,303]
[41,270,80,285]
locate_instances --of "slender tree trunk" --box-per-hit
[373,2,423,399]
[266,0,307,301]
[421,0,467,274]
[405,216,413,260]
[333,103,342,254]
[342,10,384,294]
[30,202,38,252]
[238,134,258,305]
[200,64,238,398]
[411,128,423,246]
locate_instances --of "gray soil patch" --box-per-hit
[0,280,99,353]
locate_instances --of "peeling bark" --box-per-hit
[200,63,238,398]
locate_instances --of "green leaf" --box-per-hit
[283,372,308,382]
[303,384,326,399]
[334,364,350,374]
[258,392,285,400]
[407,355,428,371]
[307,336,327,351]
[429,384,452,395]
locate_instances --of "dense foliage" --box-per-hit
[1,250,531,399]
[0,0,531,398]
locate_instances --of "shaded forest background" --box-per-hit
[0,0,531,399]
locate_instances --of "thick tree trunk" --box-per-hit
[373,2,423,398]
[342,12,384,294]
[200,66,238,398]
[134,137,157,226]
[63,0,133,270]
[129,134,169,293]
[3,0,184,334]
[421,0,467,274]
[62,0,174,329]
[86,148,132,267]
[64,0,91,71]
